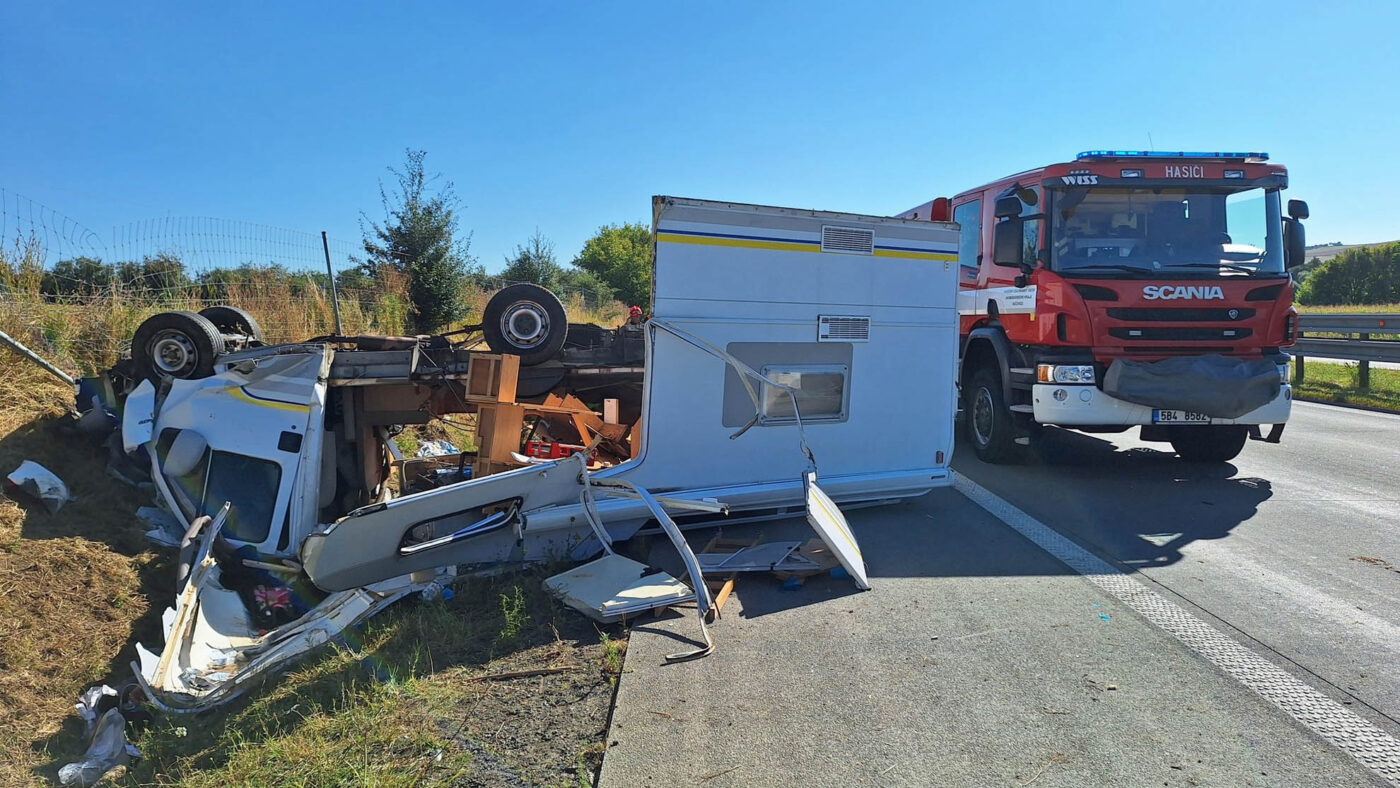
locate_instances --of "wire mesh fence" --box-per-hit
[0,187,623,375]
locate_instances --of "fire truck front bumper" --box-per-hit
[1030,382,1292,427]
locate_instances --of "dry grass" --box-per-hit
[1,266,413,377]
[3,263,625,379]
[0,364,158,785]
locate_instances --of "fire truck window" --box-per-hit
[1225,191,1267,250]
[1020,186,1042,264]
[954,200,980,269]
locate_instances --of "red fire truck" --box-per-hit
[900,151,1308,463]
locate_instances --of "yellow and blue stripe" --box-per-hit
[656,228,957,262]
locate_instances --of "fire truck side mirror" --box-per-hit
[993,196,1023,219]
[993,219,1024,267]
[1284,217,1306,270]
[1287,199,1309,220]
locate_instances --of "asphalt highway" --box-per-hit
[601,401,1400,786]
[956,400,1400,732]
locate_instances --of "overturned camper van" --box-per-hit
[109,196,961,710]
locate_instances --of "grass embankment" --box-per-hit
[0,275,630,785]
[1293,303,1400,413]
[1294,361,1400,413]
[1296,302,1400,314]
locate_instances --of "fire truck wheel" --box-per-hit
[483,284,568,366]
[130,311,227,382]
[1169,425,1248,463]
[966,367,1018,463]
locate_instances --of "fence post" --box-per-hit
[321,231,344,336]
[1294,353,1304,385]
[1359,332,1370,389]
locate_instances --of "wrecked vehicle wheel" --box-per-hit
[131,311,226,382]
[199,304,264,342]
[483,283,568,366]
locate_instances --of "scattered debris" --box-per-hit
[58,692,142,787]
[58,197,958,723]
[700,765,741,781]
[1352,556,1400,574]
[137,506,184,548]
[6,460,71,513]
[414,439,461,458]
[545,554,695,624]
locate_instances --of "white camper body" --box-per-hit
[123,196,960,709]
[298,197,962,589]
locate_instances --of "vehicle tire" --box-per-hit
[199,305,264,341]
[965,366,1018,463]
[482,284,568,366]
[130,311,226,382]
[1169,425,1248,463]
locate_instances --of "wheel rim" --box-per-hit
[501,301,549,349]
[971,386,995,446]
[150,330,198,376]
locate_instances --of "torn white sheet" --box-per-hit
[58,707,138,786]
[6,460,71,513]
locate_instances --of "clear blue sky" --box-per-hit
[2,1,1396,274]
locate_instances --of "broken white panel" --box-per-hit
[120,380,156,453]
[544,554,695,623]
[6,460,71,514]
[804,472,871,590]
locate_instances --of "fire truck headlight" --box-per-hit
[1279,363,1290,384]
[1037,364,1096,384]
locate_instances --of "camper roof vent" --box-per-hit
[821,225,875,255]
[818,315,870,342]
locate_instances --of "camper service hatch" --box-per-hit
[83,196,961,710]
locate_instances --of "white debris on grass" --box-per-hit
[6,460,72,513]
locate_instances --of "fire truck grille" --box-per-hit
[1105,307,1257,322]
[1109,327,1254,341]
[1119,346,1235,354]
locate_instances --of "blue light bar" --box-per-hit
[1077,150,1269,161]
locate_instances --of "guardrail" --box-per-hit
[1293,313,1400,386]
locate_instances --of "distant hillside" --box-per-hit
[1304,241,1398,264]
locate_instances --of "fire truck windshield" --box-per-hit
[1049,186,1285,277]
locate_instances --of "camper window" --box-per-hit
[758,364,849,424]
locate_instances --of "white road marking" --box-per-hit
[955,473,1400,786]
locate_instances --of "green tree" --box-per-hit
[1296,242,1400,305]
[361,149,473,332]
[573,222,651,307]
[113,254,189,294]
[555,266,614,304]
[42,256,113,297]
[501,231,564,289]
